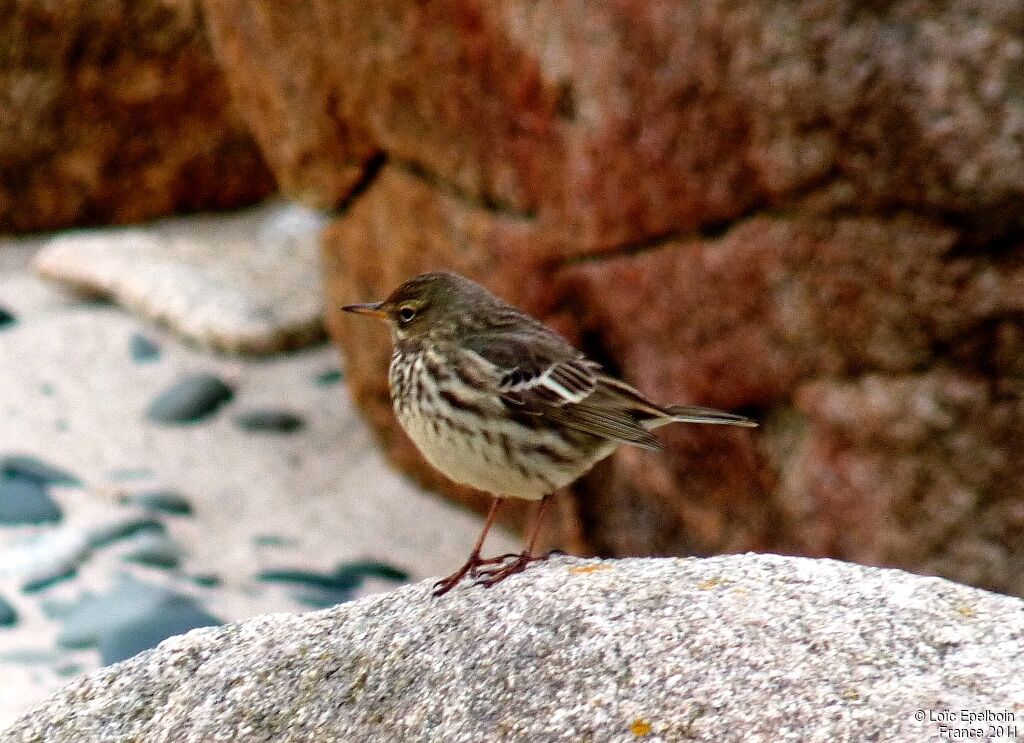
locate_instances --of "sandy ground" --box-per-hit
[0,221,516,727]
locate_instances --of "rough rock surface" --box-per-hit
[0,0,274,234]
[33,202,328,354]
[4,555,1023,743]
[204,0,1024,594]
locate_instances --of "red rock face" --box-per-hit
[205,0,1024,594]
[0,0,275,234]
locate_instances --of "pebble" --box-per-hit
[190,573,221,588]
[0,305,15,328]
[333,559,409,584]
[128,333,161,362]
[121,490,193,516]
[0,595,17,626]
[0,455,80,486]
[87,516,166,549]
[120,532,182,569]
[48,581,220,666]
[0,475,63,524]
[233,409,305,434]
[252,534,297,547]
[22,566,76,594]
[56,579,176,650]
[254,563,405,608]
[145,374,234,424]
[98,595,221,665]
[315,369,343,386]
[256,568,360,608]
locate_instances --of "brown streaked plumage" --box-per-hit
[343,271,756,595]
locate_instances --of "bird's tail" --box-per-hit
[661,405,757,428]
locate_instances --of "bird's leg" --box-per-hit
[433,498,506,596]
[475,493,557,587]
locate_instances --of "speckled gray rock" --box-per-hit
[4,554,1022,743]
[32,202,328,354]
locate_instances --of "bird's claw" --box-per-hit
[432,551,521,596]
[472,550,557,588]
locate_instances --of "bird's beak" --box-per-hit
[341,301,387,320]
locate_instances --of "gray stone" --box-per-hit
[0,476,62,524]
[0,456,79,487]
[118,532,182,570]
[97,596,220,665]
[21,566,76,594]
[314,368,343,386]
[145,373,234,424]
[55,579,175,650]
[120,490,192,517]
[32,202,328,354]
[0,596,16,627]
[232,408,305,434]
[86,517,166,549]
[127,333,160,362]
[4,555,1022,742]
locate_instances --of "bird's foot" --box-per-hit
[468,552,519,577]
[433,551,517,596]
[472,550,558,588]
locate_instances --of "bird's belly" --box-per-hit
[396,408,606,501]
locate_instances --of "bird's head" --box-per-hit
[342,271,497,342]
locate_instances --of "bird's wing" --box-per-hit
[461,329,665,451]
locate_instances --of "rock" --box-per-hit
[0,455,80,487]
[251,534,296,548]
[200,0,378,209]
[232,408,305,434]
[98,596,221,666]
[189,573,221,588]
[54,577,219,663]
[256,561,408,608]
[0,307,15,328]
[4,555,1022,742]
[256,568,360,609]
[0,476,63,524]
[86,517,167,550]
[145,373,234,424]
[0,596,16,627]
[203,1,1024,246]
[779,371,1024,597]
[21,567,76,594]
[33,202,329,354]
[313,368,343,386]
[331,559,409,585]
[187,0,1024,599]
[127,333,160,362]
[121,490,193,517]
[0,0,274,234]
[119,532,182,570]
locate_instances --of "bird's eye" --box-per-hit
[398,306,416,323]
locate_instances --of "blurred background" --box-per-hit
[2,0,1023,726]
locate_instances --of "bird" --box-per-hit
[343,271,756,596]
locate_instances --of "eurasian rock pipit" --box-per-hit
[344,271,756,595]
